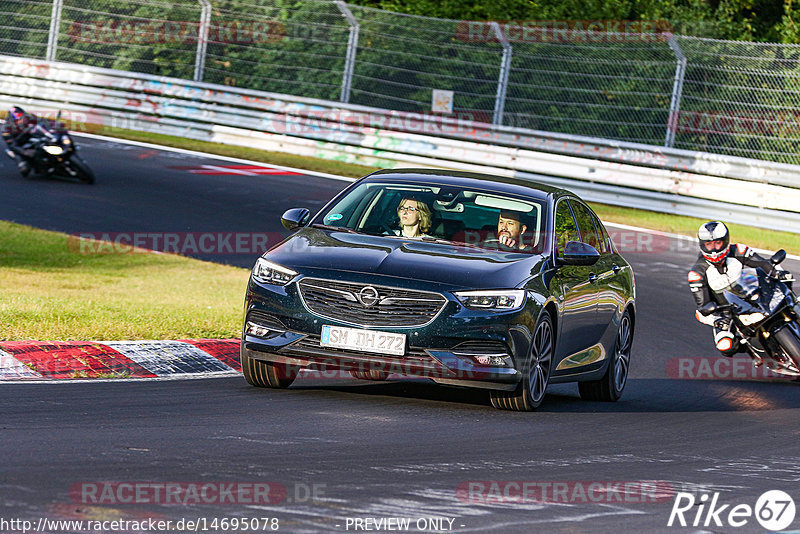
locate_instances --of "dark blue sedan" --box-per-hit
[241,169,635,410]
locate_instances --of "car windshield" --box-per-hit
[312,181,548,254]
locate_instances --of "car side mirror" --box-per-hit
[281,208,310,230]
[771,249,786,265]
[559,241,600,266]
[699,302,718,316]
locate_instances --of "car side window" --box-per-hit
[571,200,603,253]
[554,200,579,256]
[590,211,613,254]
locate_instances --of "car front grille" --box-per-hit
[297,277,447,328]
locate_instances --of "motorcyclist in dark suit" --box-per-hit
[2,106,37,176]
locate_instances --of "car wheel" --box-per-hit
[241,349,297,388]
[349,369,390,381]
[579,309,633,402]
[490,311,553,411]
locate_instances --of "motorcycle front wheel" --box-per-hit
[772,325,800,375]
[66,155,95,184]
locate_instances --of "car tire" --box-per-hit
[241,349,297,388]
[490,311,553,411]
[349,369,390,381]
[579,309,633,402]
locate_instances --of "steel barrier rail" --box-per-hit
[3,55,800,232]
[3,55,799,186]
[5,90,800,233]
[4,75,800,213]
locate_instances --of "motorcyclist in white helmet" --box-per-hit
[688,221,792,356]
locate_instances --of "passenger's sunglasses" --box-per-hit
[397,206,419,213]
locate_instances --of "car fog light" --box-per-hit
[246,321,276,338]
[473,355,512,367]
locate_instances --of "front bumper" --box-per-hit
[242,275,538,391]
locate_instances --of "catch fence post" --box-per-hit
[665,35,687,148]
[335,1,359,103]
[194,0,212,82]
[46,0,64,62]
[490,22,512,127]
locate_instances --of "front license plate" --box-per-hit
[320,325,406,356]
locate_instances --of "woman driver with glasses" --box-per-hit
[394,197,432,238]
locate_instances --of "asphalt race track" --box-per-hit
[2,136,800,533]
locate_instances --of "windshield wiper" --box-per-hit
[311,223,359,233]
[418,236,457,245]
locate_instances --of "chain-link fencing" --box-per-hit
[674,37,800,164]
[1,0,52,60]
[2,1,800,165]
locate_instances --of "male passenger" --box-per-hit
[497,210,531,251]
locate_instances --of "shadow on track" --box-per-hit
[281,377,800,413]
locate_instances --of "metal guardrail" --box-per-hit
[3,54,800,232]
[7,1,800,164]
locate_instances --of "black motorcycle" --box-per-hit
[4,112,94,184]
[700,249,800,378]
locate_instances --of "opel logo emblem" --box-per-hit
[357,286,380,307]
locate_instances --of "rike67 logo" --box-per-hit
[668,490,796,530]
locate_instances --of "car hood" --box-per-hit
[264,228,544,289]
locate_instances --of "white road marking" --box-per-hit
[72,131,355,182]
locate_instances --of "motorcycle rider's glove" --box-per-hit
[775,270,793,281]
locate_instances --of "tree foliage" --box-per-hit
[351,0,800,44]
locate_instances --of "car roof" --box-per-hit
[362,169,574,202]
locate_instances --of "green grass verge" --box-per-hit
[92,125,800,255]
[591,204,800,255]
[0,221,248,341]
[95,125,379,179]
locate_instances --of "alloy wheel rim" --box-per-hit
[614,315,632,392]
[529,319,553,403]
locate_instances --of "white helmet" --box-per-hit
[698,221,730,263]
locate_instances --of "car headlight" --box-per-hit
[43,145,65,155]
[454,290,526,311]
[251,258,297,285]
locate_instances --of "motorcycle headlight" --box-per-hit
[43,145,65,155]
[252,258,297,286]
[454,290,526,311]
